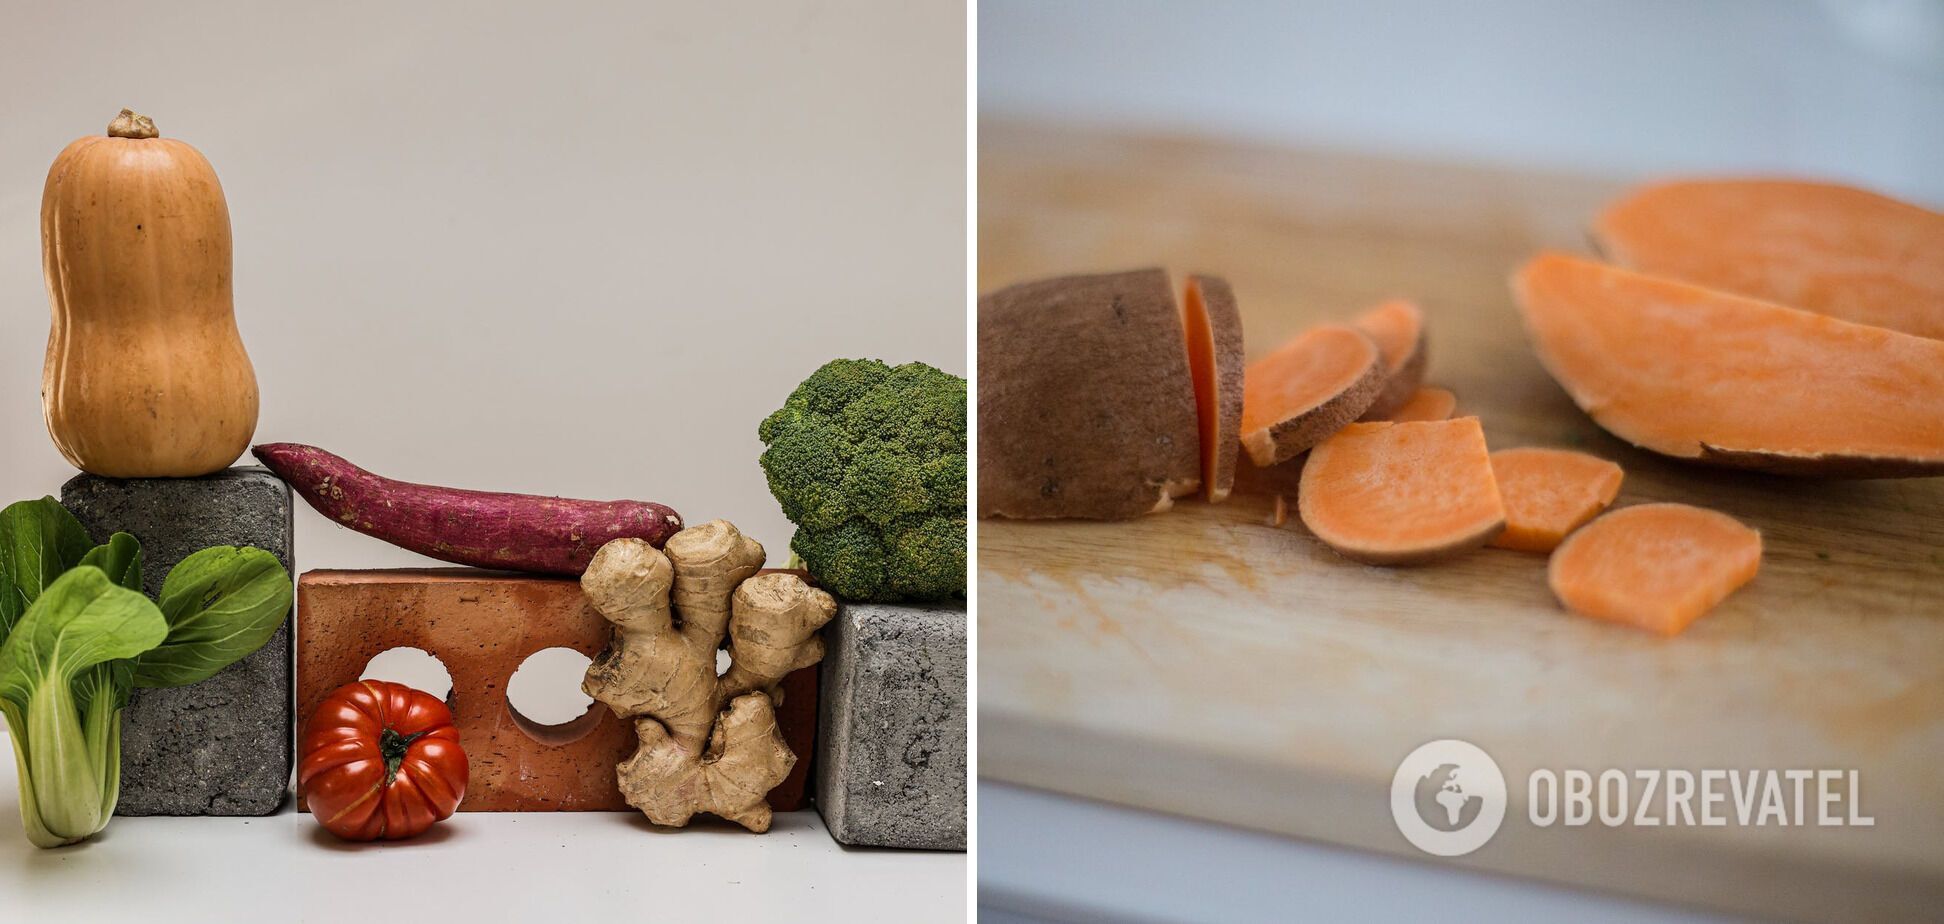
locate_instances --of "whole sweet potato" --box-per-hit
[253,442,682,575]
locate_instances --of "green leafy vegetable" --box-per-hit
[0,567,163,846]
[79,532,142,592]
[0,497,93,639]
[136,546,291,688]
[0,497,292,848]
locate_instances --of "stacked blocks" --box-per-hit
[61,466,295,816]
[817,600,968,849]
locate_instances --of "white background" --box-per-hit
[0,3,966,919]
[982,0,1944,204]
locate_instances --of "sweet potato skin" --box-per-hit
[1694,444,1944,479]
[978,269,1201,519]
[253,442,683,575]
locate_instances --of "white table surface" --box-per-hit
[0,730,965,923]
[980,783,1749,924]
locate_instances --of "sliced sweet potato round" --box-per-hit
[1183,274,1247,502]
[1297,418,1506,565]
[1239,325,1384,467]
[1592,179,1944,340]
[1381,387,1456,423]
[1488,447,1625,553]
[1548,502,1761,636]
[1234,385,1454,496]
[979,268,1201,519]
[1513,252,1944,477]
[1353,299,1428,419]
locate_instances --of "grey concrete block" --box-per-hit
[816,600,966,850]
[61,466,294,816]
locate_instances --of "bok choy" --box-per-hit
[0,497,290,847]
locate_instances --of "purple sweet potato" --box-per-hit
[252,442,682,575]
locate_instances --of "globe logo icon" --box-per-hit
[1391,739,1507,856]
[1413,762,1484,832]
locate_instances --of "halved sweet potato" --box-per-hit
[1513,252,1944,477]
[979,269,1201,518]
[1298,417,1505,565]
[1183,274,1247,502]
[1548,502,1761,636]
[1239,325,1384,467]
[1489,447,1624,553]
[1382,387,1456,423]
[1353,299,1428,418]
[1593,179,1944,340]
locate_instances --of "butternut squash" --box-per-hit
[41,109,259,477]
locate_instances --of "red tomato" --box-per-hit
[299,679,468,841]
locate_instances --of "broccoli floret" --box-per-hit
[758,359,966,602]
[883,514,966,600]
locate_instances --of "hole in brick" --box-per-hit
[359,647,453,702]
[508,647,594,724]
[506,647,600,746]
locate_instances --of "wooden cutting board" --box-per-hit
[976,120,1944,923]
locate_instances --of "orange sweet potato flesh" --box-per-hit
[1183,275,1247,502]
[979,268,1201,518]
[1514,252,1944,477]
[1488,447,1624,553]
[1240,325,1384,467]
[1548,503,1761,636]
[1382,387,1455,423]
[1353,299,1428,419]
[1298,418,1505,565]
[1593,179,1944,341]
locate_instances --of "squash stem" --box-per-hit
[107,109,157,139]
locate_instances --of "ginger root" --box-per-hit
[581,520,835,832]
